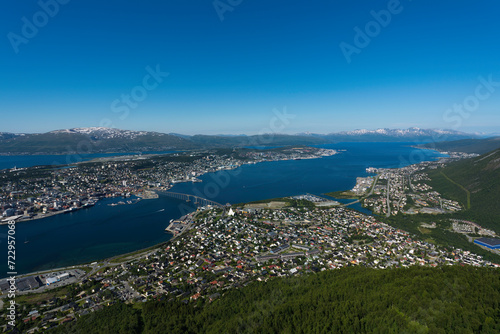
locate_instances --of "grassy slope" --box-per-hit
[426,148,500,232]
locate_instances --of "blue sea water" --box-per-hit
[171,143,445,206]
[0,143,445,276]
[1,196,196,276]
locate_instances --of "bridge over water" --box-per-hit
[160,191,224,208]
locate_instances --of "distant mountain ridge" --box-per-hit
[419,136,500,154]
[0,127,482,155]
[322,127,479,142]
[0,132,24,140]
[49,127,157,139]
[338,127,462,136]
[0,128,196,155]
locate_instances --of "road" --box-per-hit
[341,174,380,208]
[2,210,201,298]
[386,176,391,217]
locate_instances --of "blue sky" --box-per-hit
[1,0,500,135]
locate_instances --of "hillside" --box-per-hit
[427,147,500,232]
[0,127,479,155]
[419,136,500,154]
[0,128,196,154]
[49,266,500,333]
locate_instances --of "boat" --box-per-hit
[64,207,80,213]
[82,199,98,208]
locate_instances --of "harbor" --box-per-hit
[1,143,446,276]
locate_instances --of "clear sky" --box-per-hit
[1,0,500,135]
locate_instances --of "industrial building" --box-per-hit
[474,238,500,250]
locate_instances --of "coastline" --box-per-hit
[0,210,189,282]
[0,148,344,280]
[1,144,458,290]
[0,210,67,225]
[14,147,336,223]
[4,151,340,279]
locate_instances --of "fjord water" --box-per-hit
[1,143,445,275]
[3,196,197,276]
[171,143,445,205]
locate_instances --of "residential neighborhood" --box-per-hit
[356,152,478,216]
[2,203,496,332]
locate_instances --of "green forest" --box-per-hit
[426,148,500,233]
[51,265,500,333]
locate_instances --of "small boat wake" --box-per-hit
[156,209,165,213]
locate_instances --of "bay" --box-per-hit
[170,143,445,206]
[1,196,196,276]
[0,142,445,276]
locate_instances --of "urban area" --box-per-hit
[344,152,479,216]
[0,147,336,222]
[1,148,499,333]
[1,201,498,332]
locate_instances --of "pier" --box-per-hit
[161,191,224,208]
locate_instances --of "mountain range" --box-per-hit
[0,127,483,155]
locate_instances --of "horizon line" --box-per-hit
[0,126,494,137]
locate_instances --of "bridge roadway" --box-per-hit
[340,174,380,208]
[159,191,224,208]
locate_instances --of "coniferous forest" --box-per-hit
[52,265,500,334]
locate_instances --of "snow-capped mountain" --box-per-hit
[0,132,24,140]
[0,128,195,154]
[310,127,479,142]
[0,127,482,155]
[293,128,479,142]
[49,127,164,140]
[335,127,471,137]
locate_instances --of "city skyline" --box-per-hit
[1,1,500,135]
